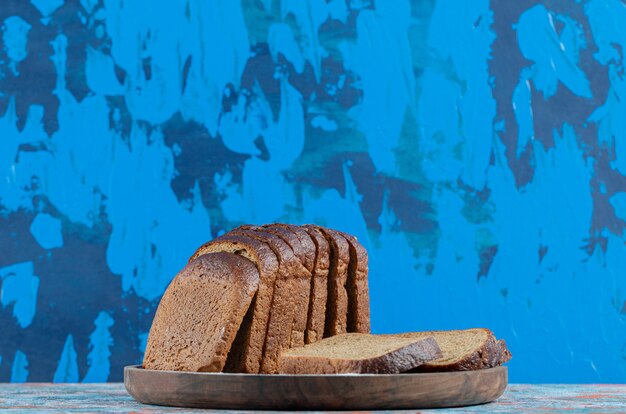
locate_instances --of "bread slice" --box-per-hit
[261,224,314,347]
[266,224,315,272]
[304,225,350,337]
[229,227,311,373]
[339,231,370,333]
[278,333,442,374]
[265,224,333,345]
[393,328,511,372]
[143,252,259,372]
[301,226,330,344]
[237,225,312,349]
[189,234,278,373]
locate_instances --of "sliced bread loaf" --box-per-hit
[261,224,314,347]
[189,234,278,373]
[229,227,311,374]
[301,226,330,344]
[278,333,442,374]
[304,225,350,337]
[394,328,510,372]
[265,224,315,272]
[339,231,370,333]
[143,252,259,372]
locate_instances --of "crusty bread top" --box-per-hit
[302,226,330,273]
[265,224,316,273]
[240,224,309,271]
[278,333,442,374]
[191,234,279,277]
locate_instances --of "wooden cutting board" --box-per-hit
[124,365,508,410]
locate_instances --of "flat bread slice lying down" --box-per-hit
[392,328,511,372]
[278,333,442,374]
[143,252,260,372]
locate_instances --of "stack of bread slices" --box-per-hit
[143,223,511,375]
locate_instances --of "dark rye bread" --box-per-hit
[304,225,350,337]
[229,227,310,373]
[338,231,370,333]
[265,224,315,273]
[143,253,259,372]
[236,225,311,349]
[278,333,442,374]
[266,224,325,344]
[189,234,278,373]
[301,226,330,344]
[262,224,314,347]
[393,328,511,372]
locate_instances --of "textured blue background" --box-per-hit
[1,0,625,383]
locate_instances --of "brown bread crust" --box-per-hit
[338,231,370,333]
[497,339,512,364]
[419,334,499,372]
[229,227,310,373]
[266,224,315,272]
[278,334,442,374]
[301,226,330,344]
[143,253,259,372]
[189,234,278,373]
[261,224,314,347]
[266,224,325,344]
[304,225,350,337]
[398,329,508,372]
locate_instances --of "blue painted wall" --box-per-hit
[0,0,625,383]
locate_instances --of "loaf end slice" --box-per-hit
[278,333,442,374]
[143,252,259,372]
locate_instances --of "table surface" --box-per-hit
[0,383,625,412]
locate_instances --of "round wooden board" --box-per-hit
[124,365,508,410]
